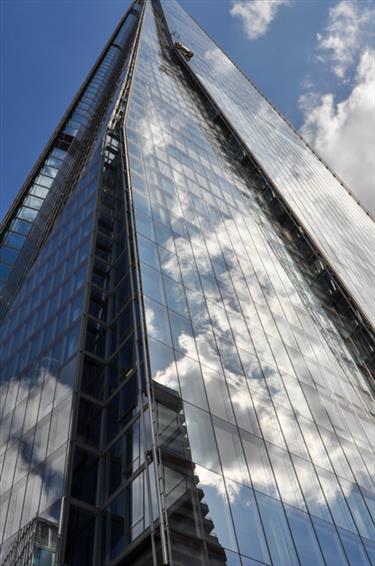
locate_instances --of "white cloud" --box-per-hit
[230,0,291,41]
[300,49,375,214]
[316,0,374,79]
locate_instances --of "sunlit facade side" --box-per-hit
[1,0,374,565]
[161,0,375,330]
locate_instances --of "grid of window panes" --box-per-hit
[161,0,375,331]
[125,2,375,565]
[0,142,102,557]
[0,7,139,296]
[62,131,159,566]
[1,518,57,566]
[0,146,73,289]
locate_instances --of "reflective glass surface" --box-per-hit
[1,0,374,564]
[124,1,375,564]
[161,0,375,330]
[0,7,139,306]
[0,143,101,556]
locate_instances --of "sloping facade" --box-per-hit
[0,1,374,565]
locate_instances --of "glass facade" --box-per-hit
[1,519,58,566]
[161,0,375,330]
[0,1,143,561]
[0,1,374,565]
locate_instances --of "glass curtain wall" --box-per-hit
[0,3,143,561]
[0,0,374,564]
[124,1,375,565]
[161,0,375,331]
[0,140,102,558]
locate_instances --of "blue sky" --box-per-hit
[1,0,374,219]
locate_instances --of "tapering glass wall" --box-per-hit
[1,0,374,564]
[125,1,375,564]
[0,4,142,561]
[161,0,375,331]
[0,143,101,557]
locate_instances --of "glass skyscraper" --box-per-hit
[1,0,374,564]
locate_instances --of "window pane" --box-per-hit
[277,405,309,460]
[340,478,375,540]
[202,367,235,423]
[312,516,348,566]
[257,492,299,566]
[338,528,371,566]
[18,206,38,222]
[320,429,355,482]
[226,479,270,564]
[140,262,165,305]
[285,505,325,566]
[240,430,278,498]
[148,337,179,392]
[169,310,197,359]
[135,208,155,240]
[317,468,356,532]
[252,393,286,449]
[163,275,189,316]
[137,235,159,270]
[292,455,331,522]
[144,297,172,347]
[213,417,249,486]
[298,417,333,472]
[176,355,208,410]
[267,444,306,511]
[184,403,220,473]
[227,376,260,436]
[194,465,238,553]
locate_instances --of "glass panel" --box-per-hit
[148,337,179,392]
[137,234,160,270]
[292,455,332,522]
[338,528,371,566]
[213,417,250,486]
[298,417,333,472]
[339,478,375,541]
[140,262,165,305]
[256,492,299,566]
[176,355,208,410]
[267,443,306,511]
[320,429,355,482]
[169,310,198,360]
[184,403,221,473]
[227,376,260,436]
[163,275,189,316]
[277,406,309,460]
[312,516,349,566]
[144,297,172,347]
[252,394,286,449]
[194,465,238,553]
[317,468,357,533]
[240,430,278,498]
[226,479,270,564]
[285,505,325,566]
[202,367,235,423]
[363,539,375,566]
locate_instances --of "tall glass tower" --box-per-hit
[1,1,374,565]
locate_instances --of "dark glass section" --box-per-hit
[65,506,96,566]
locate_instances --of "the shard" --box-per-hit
[0,1,374,565]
